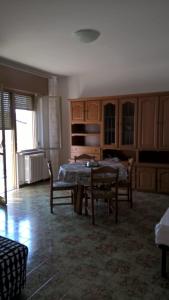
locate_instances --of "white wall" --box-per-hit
[67,71,169,98]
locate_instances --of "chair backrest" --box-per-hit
[127,158,134,182]
[74,154,95,163]
[91,166,119,191]
[47,160,53,182]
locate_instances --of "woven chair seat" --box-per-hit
[118,179,129,186]
[53,180,77,189]
[92,189,115,199]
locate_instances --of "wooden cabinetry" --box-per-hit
[102,98,137,149]
[119,97,137,149]
[102,100,118,148]
[70,100,101,160]
[138,95,169,150]
[69,92,169,193]
[71,100,101,122]
[138,96,159,149]
[71,123,101,147]
[85,101,101,122]
[159,96,169,149]
[71,146,100,161]
[71,101,85,122]
[137,166,156,192]
[157,168,169,193]
[137,166,169,193]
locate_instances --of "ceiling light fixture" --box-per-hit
[74,29,100,43]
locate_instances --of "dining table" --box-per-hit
[58,159,128,214]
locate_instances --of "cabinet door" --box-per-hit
[102,100,118,148]
[138,96,159,149]
[159,96,169,149]
[157,168,169,194]
[137,167,156,192]
[71,146,101,160]
[85,101,101,122]
[71,101,85,122]
[119,98,137,148]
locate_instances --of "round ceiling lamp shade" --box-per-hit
[74,29,100,43]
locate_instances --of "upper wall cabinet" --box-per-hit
[71,101,85,122]
[71,100,101,122]
[138,96,159,149]
[85,101,101,122]
[102,100,118,148]
[119,98,137,148]
[159,95,169,149]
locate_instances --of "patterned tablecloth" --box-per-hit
[58,160,127,185]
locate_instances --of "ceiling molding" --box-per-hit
[0,56,57,79]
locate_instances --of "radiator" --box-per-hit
[24,153,45,183]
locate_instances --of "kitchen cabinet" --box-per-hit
[71,100,101,122]
[119,97,137,148]
[137,167,156,192]
[102,100,118,148]
[159,95,169,149]
[157,168,169,193]
[138,96,159,149]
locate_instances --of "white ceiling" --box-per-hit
[1,0,169,77]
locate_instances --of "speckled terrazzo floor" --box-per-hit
[0,182,169,300]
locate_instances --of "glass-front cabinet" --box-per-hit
[119,98,137,148]
[103,100,118,148]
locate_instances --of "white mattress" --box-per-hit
[155,208,169,247]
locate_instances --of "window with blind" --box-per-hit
[0,91,12,130]
[15,94,37,151]
[14,94,34,111]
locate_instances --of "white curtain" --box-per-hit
[48,96,61,149]
[36,76,62,178]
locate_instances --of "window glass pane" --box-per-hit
[16,109,35,151]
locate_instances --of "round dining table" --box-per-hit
[58,160,127,214]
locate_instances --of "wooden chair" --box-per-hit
[74,154,95,163]
[47,160,77,213]
[74,154,96,208]
[118,158,134,208]
[85,166,119,225]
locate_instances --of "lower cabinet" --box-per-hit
[137,167,156,192]
[71,146,101,161]
[137,166,169,194]
[157,169,169,194]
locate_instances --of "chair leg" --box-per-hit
[130,186,133,208]
[91,196,95,225]
[50,191,53,213]
[84,193,88,216]
[108,199,111,216]
[73,187,77,211]
[71,190,73,204]
[115,194,118,224]
[127,186,130,206]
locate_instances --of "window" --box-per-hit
[15,94,37,152]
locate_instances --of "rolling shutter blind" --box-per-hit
[0,91,12,130]
[14,94,34,110]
